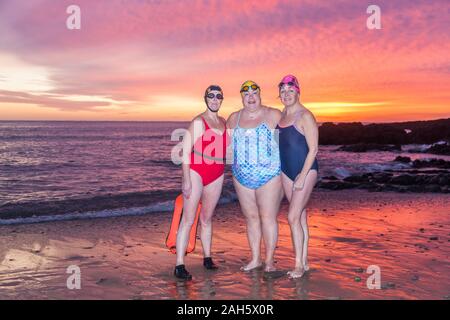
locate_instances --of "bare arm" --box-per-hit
[266,106,282,128]
[225,111,238,165]
[181,117,204,196]
[226,111,239,129]
[294,112,319,189]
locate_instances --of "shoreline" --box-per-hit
[0,190,448,299]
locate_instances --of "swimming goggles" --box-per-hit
[240,84,260,93]
[206,93,224,100]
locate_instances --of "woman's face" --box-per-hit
[241,89,261,110]
[206,90,223,111]
[279,84,298,107]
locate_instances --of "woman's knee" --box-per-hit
[287,212,300,226]
[259,211,277,225]
[200,212,213,227]
[245,211,260,224]
[181,215,196,228]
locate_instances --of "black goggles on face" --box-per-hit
[206,93,224,100]
[240,84,259,93]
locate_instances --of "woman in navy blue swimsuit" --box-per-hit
[276,75,319,279]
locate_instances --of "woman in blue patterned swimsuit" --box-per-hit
[277,75,319,279]
[227,80,283,272]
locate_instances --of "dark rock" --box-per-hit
[394,156,411,163]
[337,143,401,152]
[424,142,450,155]
[424,185,442,193]
[405,185,425,193]
[412,159,450,169]
[344,175,367,183]
[381,282,396,289]
[371,173,393,183]
[389,175,416,185]
[319,118,450,145]
[316,181,357,190]
[360,182,380,191]
[438,176,449,186]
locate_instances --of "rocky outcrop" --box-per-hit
[319,118,450,145]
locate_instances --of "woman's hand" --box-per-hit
[293,174,306,191]
[182,178,192,198]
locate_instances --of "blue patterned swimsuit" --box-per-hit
[232,110,281,189]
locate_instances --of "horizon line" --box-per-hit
[0,117,449,125]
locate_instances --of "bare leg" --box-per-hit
[199,174,224,258]
[300,209,309,271]
[255,175,283,272]
[282,170,317,278]
[233,177,262,271]
[176,170,203,266]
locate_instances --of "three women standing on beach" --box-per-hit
[176,75,319,280]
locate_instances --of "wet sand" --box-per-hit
[0,190,449,300]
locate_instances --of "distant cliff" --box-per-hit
[319,118,450,145]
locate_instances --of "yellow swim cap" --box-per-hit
[240,80,260,93]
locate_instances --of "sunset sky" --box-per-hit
[0,0,449,122]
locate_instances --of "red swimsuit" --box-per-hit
[190,117,228,186]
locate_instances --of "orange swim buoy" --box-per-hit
[166,194,201,254]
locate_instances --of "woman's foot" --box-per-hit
[174,264,192,280]
[240,259,262,272]
[264,261,276,272]
[287,267,305,279]
[203,257,218,270]
[303,263,310,272]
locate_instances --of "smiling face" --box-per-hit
[241,88,261,110]
[279,84,299,107]
[205,89,223,112]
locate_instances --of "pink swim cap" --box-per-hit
[278,74,300,94]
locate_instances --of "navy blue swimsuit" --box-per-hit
[277,122,319,182]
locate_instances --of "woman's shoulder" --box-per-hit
[226,110,242,128]
[191,114,205,124]
[297,107,317,126]
[218,115,227,123]
[188,114,205,131]
[263,105,282,123]
[263,105,282,115]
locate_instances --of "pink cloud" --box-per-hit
[0,0,449,120]
[0,90,110,111]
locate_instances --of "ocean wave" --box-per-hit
[365,162,410,172]
[0,202,174,225]
[0,134,171,142]
[403,141,448,153]
[0,190,239,225]
[334,167,351,178]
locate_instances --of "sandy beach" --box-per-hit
[0,190,449,300]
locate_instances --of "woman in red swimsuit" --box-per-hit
[175,85,228,280]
